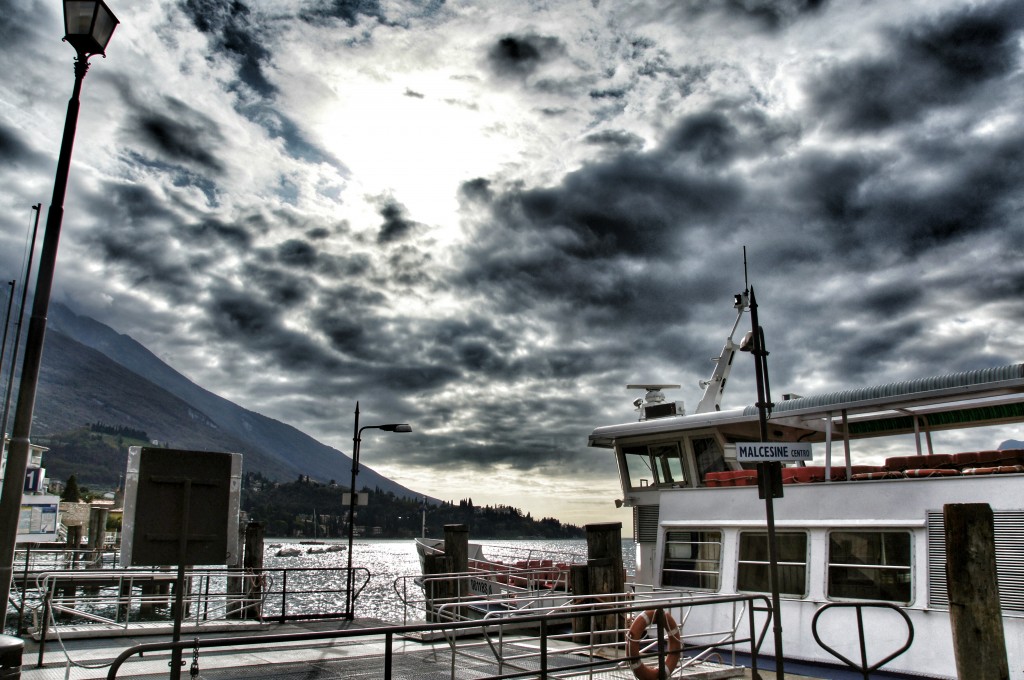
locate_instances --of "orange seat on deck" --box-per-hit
[732,470,759,486]
[704,471,729,487]
[885,454,954,471]
[904,468,960,478]
[963,465,1024,476]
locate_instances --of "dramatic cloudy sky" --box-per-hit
[1,0,1022,528]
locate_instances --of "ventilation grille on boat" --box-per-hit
[635,505,660,543]
[927,510,1024,612]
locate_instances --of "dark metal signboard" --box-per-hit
[120,447,241,679]
[121,447,241,567]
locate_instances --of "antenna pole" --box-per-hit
[743,246,749,292]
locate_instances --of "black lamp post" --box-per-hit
[0,0,119,625]
[345,402,411,618]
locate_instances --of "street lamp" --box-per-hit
[345,402,411,618]
[0,0,119,625]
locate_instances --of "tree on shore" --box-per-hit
[62,474,81,502]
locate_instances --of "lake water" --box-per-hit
[262,537,637,622]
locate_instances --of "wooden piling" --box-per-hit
[443,525,469,619]
[422,553,454,622]
[944,503,1009,680]
[242,522,265,620]
[443,524,469,575]
[573,523,625,643]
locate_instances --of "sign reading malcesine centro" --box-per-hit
[736,442,813,462]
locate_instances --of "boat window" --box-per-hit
[622,443,687,489]
[827,531,912,603]
[622,446,655,488]
[692,437,727,483]
[737,531,808,597]
[662,530,722,591]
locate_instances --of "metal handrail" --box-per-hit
[811,601,914,680]
[105,593,773,679]
[29,565,373,665]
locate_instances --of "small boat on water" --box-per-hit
[587,291,1024,679]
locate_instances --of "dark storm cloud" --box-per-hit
[277,238,318,267]
[376,199,421,244]
[0,122,47,168]
[0,0,44,50]
[487,34,565,79]
[182,218,253,249]
[182,0,276,96]
[583,130,645,152]
[459,178,494,204]
[241,262,313,306]
[868,137,1024,251]
[207,284,336,370]
[781,127,1024,259]
[676,0,826,31]
[260,111,341,167]
[179,1,341,168]
[809,2,1024,131]
[298,0,388,27]
[316,312,368,358]
[420,317,516,377]
[480,144,742,262]
[134,112,225,173]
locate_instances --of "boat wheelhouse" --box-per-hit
[589,297,1024,679]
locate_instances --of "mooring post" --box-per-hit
[944,503,1009,680]
[583,522,624,644]
[422,553,454,623]
[87,506,108,569]
[242,521,265,620]
[444,524,469,619]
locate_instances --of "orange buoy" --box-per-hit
[626,609,682,680]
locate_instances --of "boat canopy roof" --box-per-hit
[589,363,1024,448]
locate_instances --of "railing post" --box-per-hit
[16,546,30,635]
[540,617,548,678]
[280,570,288,623]
[36,585,52,668]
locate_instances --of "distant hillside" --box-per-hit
[30,304,427,500]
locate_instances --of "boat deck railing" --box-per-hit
[103,592,770,679]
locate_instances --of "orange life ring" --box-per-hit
[626,609,682,680]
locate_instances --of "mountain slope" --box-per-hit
[31,305,425,499]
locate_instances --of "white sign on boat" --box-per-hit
[736,442,813,462]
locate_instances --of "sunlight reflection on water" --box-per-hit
[263,538,636,623]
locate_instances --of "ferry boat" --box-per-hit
[588,292,1024,679]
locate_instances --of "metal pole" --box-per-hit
[2,206,41,442]
[345,402,361,619]
[749,287,784,678]
[0,56,91,625]
[0,279,16,429]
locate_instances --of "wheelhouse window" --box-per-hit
[662,530,721,590]
[737,531,808,597]
[692,437,726,483]
[828,531,912,603]
[621,443,687,489]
